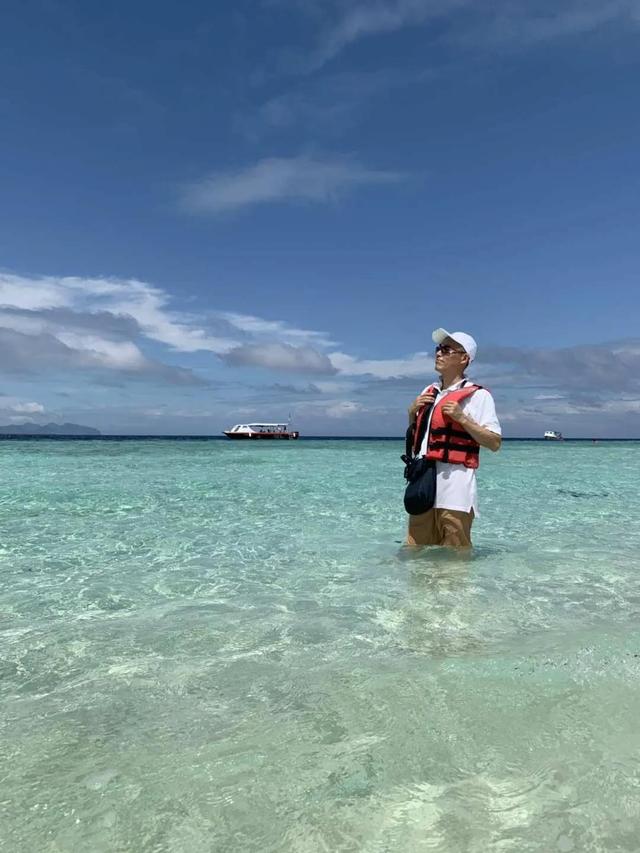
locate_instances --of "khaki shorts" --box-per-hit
[407,508,474,548]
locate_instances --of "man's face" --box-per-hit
[435,337,469,373]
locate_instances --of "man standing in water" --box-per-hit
[406,328,501,548]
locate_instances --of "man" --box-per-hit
[406,328,501,548]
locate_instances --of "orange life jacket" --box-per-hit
[413,382,483,468]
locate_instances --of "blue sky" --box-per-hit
[1,0,640,436]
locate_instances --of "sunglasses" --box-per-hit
[435,344,465,356]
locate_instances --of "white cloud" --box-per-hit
[180,155,403,215]
[0,271,346,381]
[224,342,337,374]
[6,269,639,436]
[0,397,45,415]
[0,273,216,384]
[0,277,76,311]
[0,273,236,356]
[482,341,640,393]
[330,350,431,379]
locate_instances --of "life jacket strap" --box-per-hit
[429,426,477,441]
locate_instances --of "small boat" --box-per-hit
[223,423,299,440]
[544,430,564,441]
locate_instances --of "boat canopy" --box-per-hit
[228,423,290,431]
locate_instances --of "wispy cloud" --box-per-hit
[330,349,432,379]
[323,399,365,418]
[180,155,403,215]
[0,274,223,385]
[306,0,461,71]
[0,273,236,356]
[238,68,434,140]
[218,311,336,348]
[0,272,339,385]
[295,0,640,71]
[0,325,206,385]
[471,0,640,47]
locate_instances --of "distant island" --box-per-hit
[0,422,101,436]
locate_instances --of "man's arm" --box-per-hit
[457,413,502,452]
[440,401,502,452]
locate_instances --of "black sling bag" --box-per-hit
[401,400,436,516]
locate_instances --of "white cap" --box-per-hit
[432,328,477,361]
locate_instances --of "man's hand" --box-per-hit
[440,400,466,424]
[408,390,436,422]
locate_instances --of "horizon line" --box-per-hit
[0,434,638,441]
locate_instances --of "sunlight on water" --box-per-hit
[1,439,640,851]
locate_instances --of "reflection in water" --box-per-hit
[376,546,481,657]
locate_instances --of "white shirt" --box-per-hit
[417,378,501,514]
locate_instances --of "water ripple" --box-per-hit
[2,439,640,851]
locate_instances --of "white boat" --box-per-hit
[544,430,564,441]
[223,423,299,440]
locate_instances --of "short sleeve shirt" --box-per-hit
[417,379,501,514]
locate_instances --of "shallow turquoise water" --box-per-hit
[1,439,640,852]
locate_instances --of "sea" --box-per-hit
[1,437,639,852]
